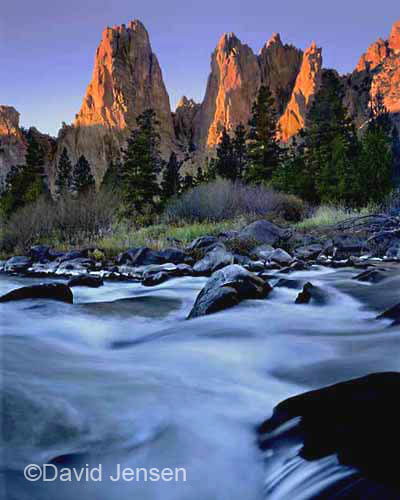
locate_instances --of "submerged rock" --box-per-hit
[353,268,390,284]
[295,282,329,305]
[68,275,104,288]
[188,264,271,318]
[0,283,73,303]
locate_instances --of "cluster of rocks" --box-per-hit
[3,218,400,316]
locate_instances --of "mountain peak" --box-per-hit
[389,19,400,53]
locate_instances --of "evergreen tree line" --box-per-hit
[0,132,96,219]
[1,73,396,223]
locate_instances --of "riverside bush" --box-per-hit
[163,179,307,223]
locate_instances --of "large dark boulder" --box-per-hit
[68,275,104,288]
[258,372,400,493]
[0,283,73,303]
[30,245,50,262]
[239,220,288,246]
[294,243,324,260]
[142,271,172,287]
[188,264,271,319]
[333,235,369,258]
[353,268,390,284]
[295,282,330,305]
[4,256,32,272]
[117,247,164,267]
[158,247,187,264]
[193,247,234,275]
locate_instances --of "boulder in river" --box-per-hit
[188,264,271,318]
[158,247,187,264]
[269,248,293,265]
[4,256,32,272]
[294,244,323,260]
[0,283,73,303]
[239,220,288,246]
[30,245,51,262]
[117,247,164,266]
[257,372,400,492]
[142,271,171,287]
[193,247,234,275]
[295,282,329,305]
[68,275,104,288]
[353,268,390,284]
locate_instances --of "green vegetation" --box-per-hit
[72,154,95,195]
[120,109,162,216]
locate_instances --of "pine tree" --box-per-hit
[0,131,47,217]
[232,123,248,179]
[161,152,181,202]
[121,109,162,215]
[214,127,235,180]
[357,94,393,205]
[245,85,282,184]
[72,155,95,195]
[55,147,72,195]
[101,160,122,192]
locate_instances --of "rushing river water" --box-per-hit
[2,265,400,499]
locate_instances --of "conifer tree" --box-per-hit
[121,109,162,215]
[72,155,95,195]
[101,160,122,192]
[195,165,205,185]
[215,127,235,180]
[232,123,248,179]
[245,85,282,184]
[55,147,72,195]
[161,152,181,202]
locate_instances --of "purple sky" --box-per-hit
[1,0,398,136]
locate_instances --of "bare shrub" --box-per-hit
[163,179,307,224]
[0,190,119,253]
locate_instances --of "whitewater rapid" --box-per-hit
[2,266,400,499]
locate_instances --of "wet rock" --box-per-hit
[275,278,305,290]
[257,372,400,492]
[58,250,86,263]
[294,244,323,260]
[333,236,369,258]
[173,263,194,277]
[0,283,73,303]
[279,260,308,273]
[295,282,329,305]
[56,258,94,273]
[193,247,234,275]
[377,301,400,324]
[247,261,269,272]
[4,256,32,272]
[68,275,104,288]
[233,254,252,266]
[353,268,390,284]
[270,248,293,265]
[117,247,164,266]
[188,264,271,319]
[142,271,171,287]
[251,244,274,261]
[158,247,187,264]
[239,220,288,246]
[188,236,218,251]
[30,245,50,262]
